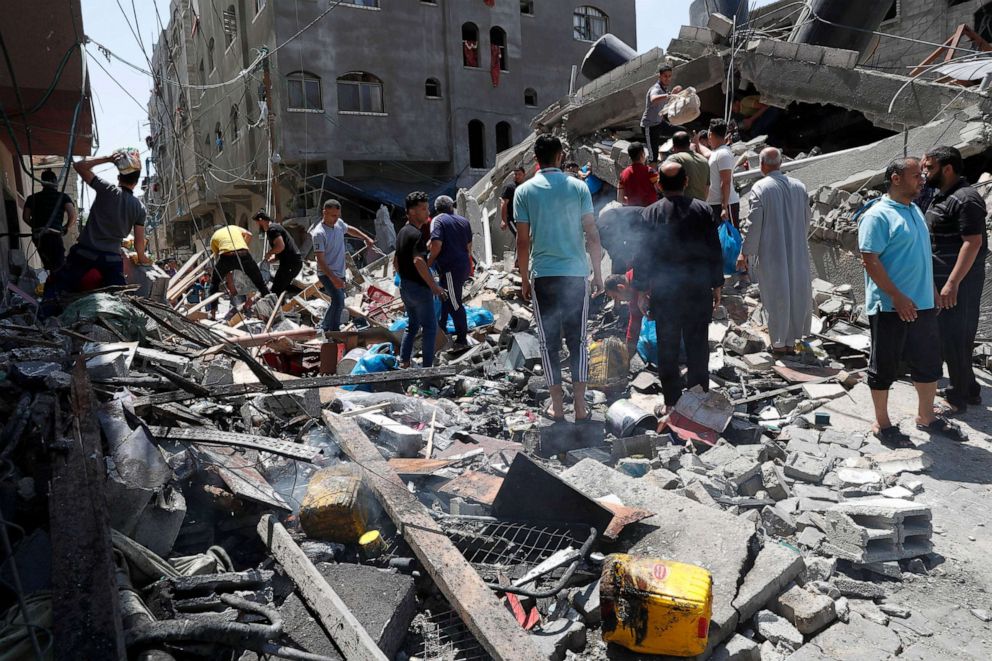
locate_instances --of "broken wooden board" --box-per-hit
[438,471,504,506]
[324,413,544,661]
[388,458,455,477]
[257,515,389,661]
[773,364,842,384]
[195,446,290,511]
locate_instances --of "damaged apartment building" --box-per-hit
[466,0,992,333]
[143,0,636,261]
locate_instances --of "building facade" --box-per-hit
[145,0,636,258]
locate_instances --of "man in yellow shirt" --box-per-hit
[207,224,269,317]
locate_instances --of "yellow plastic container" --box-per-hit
[588,337,629,393]
[299,464,371,544]
[600,554,713,657]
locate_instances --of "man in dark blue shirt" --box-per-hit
[428,195,473,349]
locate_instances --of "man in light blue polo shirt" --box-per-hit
[858,157,964,446]
[514,134,604,422]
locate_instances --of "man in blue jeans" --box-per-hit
[428,195,473,350]
[395,191,446,368]
[310,199,374,333]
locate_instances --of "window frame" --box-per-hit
[573,6,609,42]
[340,0,381,9]
[425,77,442,99]
[336,72,386,115]
[223,5,238,52]
[520,0,535,15]
[524,88,538,107]
[287,71,323,113]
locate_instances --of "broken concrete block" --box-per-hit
[784,436,825,458]
[533,615,587,661]
[722,327,767,356]
[565,446,612,466]
[709,633,760,661]
[761,505,797,537]
[791,484,838,502]
[761,462,791,501]
[796,527,825,549]
[722,456,762,492]
[801,383,847,400]
[800,612,902,658]
[611,433,657,463]
[685,480,722,508]
[357,413,423,458]
[131,484,186,557]
[504,332,541,370]
[818,429,863,450]
[572,581,601,625]
[801,557,836,584]
[85,342,137,380]
[774,584,837,635]
[857,561,902,579]
[701,440,741,467]
[743,352,774,371]
[726,417,765,445]
[644,467,680,490]
[733,543,805,623]
[821,498,932,563]
[835,468,883,489]
[880,485,914,500]
[868,449,933,476]
[832,577,886,600]
[783,453,828,483]
[754,610,804,652]
[847,600,889,626]
[258,389,321,419]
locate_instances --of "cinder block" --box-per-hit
[707,12,735,39]
[783,453,829,483]
[773,584,837,635]
[822,47,860,69]
[795,42,826,65]
[821,498,932,562]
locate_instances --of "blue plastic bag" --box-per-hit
[637,319,657,363]
[389,305,495,334]
[718,219,743,276]
[343,343,398,391]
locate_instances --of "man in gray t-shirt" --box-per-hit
[42,152,148,313]
[640,63,683,164]
[310,199,374,332]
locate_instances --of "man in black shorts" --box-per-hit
[254,210,302,296]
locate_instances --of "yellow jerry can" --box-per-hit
[299,463,371,544]
[600,554,713,657]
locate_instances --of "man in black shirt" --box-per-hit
[254,210,302,296]
[632,161,724,412]
[395,191,446,368]
[23,168,77,271]
[499,167,526,238]
[922,146,988,413]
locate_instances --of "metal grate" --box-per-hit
[435,516,588,586]
[410,607,492,661]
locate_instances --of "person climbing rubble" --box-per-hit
[311,199,374,333]
[515,133,604,422]
[858,157,966,447]
[254,210,302,297]
[206,223,269,319]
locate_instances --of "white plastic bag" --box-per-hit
[664,87,701,126]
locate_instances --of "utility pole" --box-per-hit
[261,48,282,223]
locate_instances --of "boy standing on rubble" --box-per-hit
[858,157,966,446]
[514,134,604,422]
[921,146,988,415]
[311,199,375,333]
[396,192,446,368]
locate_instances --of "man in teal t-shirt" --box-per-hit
[514,134,604,422]
[858,157,964,446]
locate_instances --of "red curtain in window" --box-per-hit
[490,44,501,87]
[463,41,478,67]
[484,0,495,5]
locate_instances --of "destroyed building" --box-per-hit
[143,0,637,260]
[1,2,992,661]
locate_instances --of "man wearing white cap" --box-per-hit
[43,149,147,310]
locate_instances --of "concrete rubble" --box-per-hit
[1,8,991,661]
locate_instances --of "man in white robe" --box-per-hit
[739,147,813,353]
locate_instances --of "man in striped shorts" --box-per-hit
[514,134,604,422]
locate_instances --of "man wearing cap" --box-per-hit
[254,210,302,296]
[42,151,148,311]
[310,199,375,333]
[428,195,474,350]
[24,168,77,271]
[640,63,683,164]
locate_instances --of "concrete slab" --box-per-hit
[733,542,805,623]
[561,459,757,646]
[795,612,903,660]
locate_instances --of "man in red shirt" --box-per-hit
[605,270,645,358]
[618,142,659,207]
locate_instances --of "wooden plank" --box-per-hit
[324,413,544,661]
[185,291,224,316]
[257,515,389,661]
[50,362,126,660]
[169,248,207,289]
[147,425,321,462]
[730,368,867,406]
[387,458,454,476]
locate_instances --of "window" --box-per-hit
[287,71,322,111]
[230,105,240,142]
[462,23,480,67]
[341,0,379,6]
[207,38,215,72]
[491,27,508,72]
[977,3,992,43]
[521,0,534,15]
[468,120,486,168]
[223,5,237,48]
[198,59,205,86]
[255,0,266,14]
[882,0,899,22]
[574,6,608,42]
[337,72,384,113]
[524,88,538,107]
[496,122,512,153]
[425,78,442,98]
